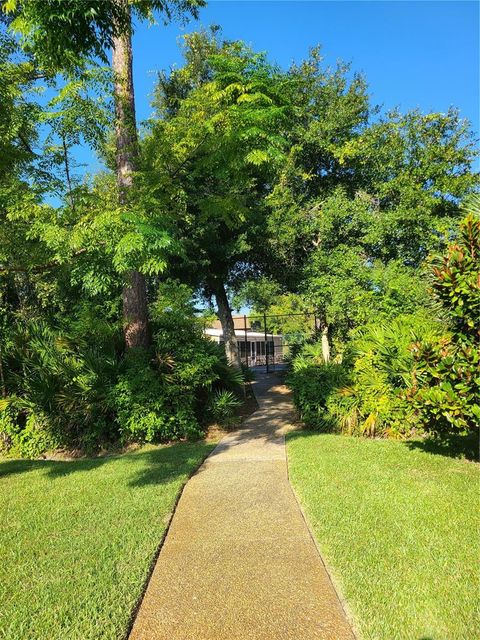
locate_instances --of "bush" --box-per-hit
[114,281,245,444]
[0,280,247,457]
[0,405,59,459]
[288,212,479,440]
[111,349,202,443]
[288,312,441,437]
[287,356,349,431]
[0,314,120,455]
[207,389,241,428]
[409,212,480,434]
[327,314,442,437]
[289,340,325,371]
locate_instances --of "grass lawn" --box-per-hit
[0,441,215,640]
[287,432,480,640]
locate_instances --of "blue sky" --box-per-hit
[76,0,479,173]
[133,1,479,121]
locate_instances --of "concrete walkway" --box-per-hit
[129,374,355,640]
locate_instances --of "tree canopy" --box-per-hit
[0,14,478,455]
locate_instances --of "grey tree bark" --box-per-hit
[213,282,241,367]
[112,7,149,349]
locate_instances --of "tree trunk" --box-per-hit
[315,315,331,363]
[0,338,6,398]
[112,4,149,349]
[321,325,331,363]
[213,283,240,367]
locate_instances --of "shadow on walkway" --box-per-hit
[129,372,355,640]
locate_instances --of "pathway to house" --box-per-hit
[129,373,355,640]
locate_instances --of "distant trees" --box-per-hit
[262,84,478,353]
[145,32,478,369]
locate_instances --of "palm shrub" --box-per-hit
[0,280,247,456]
[327,314,440,437]
[0,312,121,456]
[409,210,480,433]
[287,341,350,430]
[287,313,441,437]
[208,389,242,428]
[290,340,325,372]
[111,348,203,444]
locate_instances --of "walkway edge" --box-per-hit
[123,443,216,640]
[248,377,359,639]
[285,441,360,639]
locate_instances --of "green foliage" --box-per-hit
[0,262,248,456]
[288,312,442,437]
[288,340,325,370]
[296,187,455,342]
[112,281,244,444]
[410,212,480,433]
[1,313,121,455]
[5,0,205,69]
[263,293,314,339]
[2,13,479,457]
[265,90,478,334]
[145,32,291,303]
[233,276,281,313]
[410,339,479,432]
[111,350,201,443]
[0,31,39,180]
[0,408,58,459]
[287,361,348,431]
[207,389,241,428]
[288,211,479,442]
[430,211,480,337]
[327,314,440,437]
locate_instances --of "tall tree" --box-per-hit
[146,35,289,363]
[4,0,204,349]
[261,56,479,354]
[111,3,149,348]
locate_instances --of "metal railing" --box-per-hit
[237,311,318,373]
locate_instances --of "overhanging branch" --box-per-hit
[0,248,87,276]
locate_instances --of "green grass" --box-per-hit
[287,433,480,640]
[0,441,215,640]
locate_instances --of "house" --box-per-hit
[205,316,283,366]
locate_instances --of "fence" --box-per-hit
[235,312,318,373]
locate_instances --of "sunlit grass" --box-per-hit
[0,442,215,640]
[287,433,479,640]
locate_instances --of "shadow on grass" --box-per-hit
[288,425,479,463]
[0,441,214,486]
[405,433,478,462]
